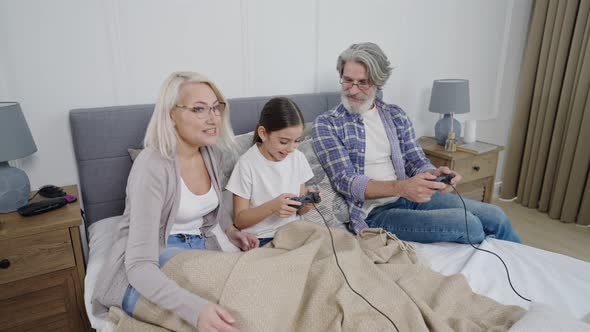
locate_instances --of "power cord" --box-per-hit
[28,191,40,201]
[449,184,531,302]
[312,203,400,332]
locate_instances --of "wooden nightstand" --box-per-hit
[0,185,91,331]
[419,137,504,203]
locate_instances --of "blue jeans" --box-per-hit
[365,192,521,244]
[258,237,274,247]
[122,234,206,316]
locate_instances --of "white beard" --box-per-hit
[341,90,376,115]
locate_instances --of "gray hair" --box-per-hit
[144,71,234,159]
[336,42,392,90]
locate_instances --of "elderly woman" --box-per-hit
[91,72,258,332]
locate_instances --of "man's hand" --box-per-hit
[432,166,462,192]
[226,226,259,251]
[397,172,446,202]
[197,303,240,332]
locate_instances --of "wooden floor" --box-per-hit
[494,199,590,263]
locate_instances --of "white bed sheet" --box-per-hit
[85,217,590,331]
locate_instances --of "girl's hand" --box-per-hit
[298,188,321,215]
[197,303,240,332]
[271,193,299,218]
[226,225,259,251]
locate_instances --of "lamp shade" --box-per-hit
[428,79,470,114]
[0,102,37,162]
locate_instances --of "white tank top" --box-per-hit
[170,179,218,235]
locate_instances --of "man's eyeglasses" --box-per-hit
[340,77,372,91]
[175,102,226,119]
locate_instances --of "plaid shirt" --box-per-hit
[312,98,435,233]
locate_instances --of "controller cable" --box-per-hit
[448,184,531,302]
[28,190,41,201]
[311,203,400,332]
[308,182,530,331]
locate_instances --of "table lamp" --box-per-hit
[428,79,470,146]
[0,102,37,213]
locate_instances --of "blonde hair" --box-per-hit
[144,71,234,159]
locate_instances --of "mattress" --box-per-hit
[85,217,590,330]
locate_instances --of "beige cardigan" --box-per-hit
[91,145,230,327]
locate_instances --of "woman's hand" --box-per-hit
[226,225,259,251]
[197,303,240,332]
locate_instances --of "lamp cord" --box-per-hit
[28,191,40,201]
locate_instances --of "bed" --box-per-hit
[69,92,590,331]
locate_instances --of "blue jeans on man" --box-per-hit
[122,234,206,316]
[365,192,521,244]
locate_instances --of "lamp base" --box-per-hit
[0,161,31,213]
[434,114,461,145]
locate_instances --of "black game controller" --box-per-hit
[289,192,321,210]
[38,185,66,198]
[432,173,455,185]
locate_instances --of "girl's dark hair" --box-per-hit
[253,97,305,144]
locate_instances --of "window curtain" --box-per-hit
[501,0,590,225]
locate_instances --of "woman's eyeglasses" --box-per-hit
[175,102,226,118]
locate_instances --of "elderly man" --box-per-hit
[312,42,521,244]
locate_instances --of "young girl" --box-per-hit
[226,97,317,246]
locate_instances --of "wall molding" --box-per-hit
[313,0,320,93]
[101,0,130,104]
[0,62,9,99]
[240,0,251,97]
[488,0,516,121]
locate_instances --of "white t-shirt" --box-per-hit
[362,106,399,216]
[170,179,218,235]
[226,144,314,238]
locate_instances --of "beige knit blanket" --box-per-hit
[108,221,525,331]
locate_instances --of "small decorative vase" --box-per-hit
[435,114,461,145]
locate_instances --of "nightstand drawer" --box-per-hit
[453,153,497,183]
[0,269,84,331]
[0,229,75,284]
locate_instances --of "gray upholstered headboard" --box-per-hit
[69,92,340,227]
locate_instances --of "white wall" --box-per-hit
[1,0,532,193]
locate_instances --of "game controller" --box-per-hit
[432,173,455,185]
[38,185,66,198]
[289,192,321,209]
